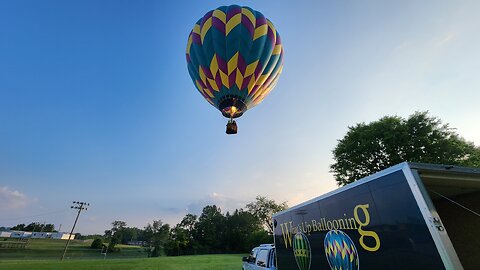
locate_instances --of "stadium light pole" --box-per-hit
[60,201,89,261]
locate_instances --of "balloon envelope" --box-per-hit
[324,230,359,270]
[293,232,312,270]
[186,5,284,119]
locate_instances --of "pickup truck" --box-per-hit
[242,244,276,270]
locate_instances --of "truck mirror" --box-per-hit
[242,256,248,262]
[257,261,266,267]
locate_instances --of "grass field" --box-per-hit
[0,238,244,270]
[0,254,243,270]
[0,238,144,260]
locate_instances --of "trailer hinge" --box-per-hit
[429,217,445,231]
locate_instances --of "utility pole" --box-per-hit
[60,201,89,261]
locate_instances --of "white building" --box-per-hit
[10,231,32,238]
[1,231,74,240]
[0,231,12,237]
[50,232,74,240]
[31,232,51,238]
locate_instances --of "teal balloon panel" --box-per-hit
[324,230,359,270]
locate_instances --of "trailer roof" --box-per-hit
[273,162,480,217]
[409,162,480,198]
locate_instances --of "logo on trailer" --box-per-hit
[324,230,359,270]
[292,232,311,270]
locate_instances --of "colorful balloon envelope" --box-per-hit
[292,232,311,270]
[186,5,284,134]
[324,230,359,270]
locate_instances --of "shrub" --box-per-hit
[90,238,104,249]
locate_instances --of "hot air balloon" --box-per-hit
[292,232,311,270]
[324,230,359,270]
[186,5,284,134]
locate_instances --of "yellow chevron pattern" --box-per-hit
[196,51,284,103]
[213,9,226,23]
[186,35,192,55]
[273,44,282,55]
[186,5,284,114]
[200,17,212,43]
[242,8,256,26]
[220,70,229,88]
[227,52,238,75]
[253,24,268,40]
[226,13,241,35]
[210,55,219,78]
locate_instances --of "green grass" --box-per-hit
[0,238,244,270]
[0,254,243,270]
[0,238,144,260]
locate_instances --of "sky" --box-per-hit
[1,0,479,234]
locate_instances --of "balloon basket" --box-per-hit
[226,119,238,135]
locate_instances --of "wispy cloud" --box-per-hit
[394,41,412,51]
[186,192,247,215]
[435,32,455,47]
[0,186,32,210]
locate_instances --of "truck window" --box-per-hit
[256,249,269,268]
[248,248,258,263]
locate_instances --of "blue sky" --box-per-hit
[1,0,479,234]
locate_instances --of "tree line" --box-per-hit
[97,196,287,257]
[7,222,56,233]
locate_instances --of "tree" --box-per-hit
[13,222,55,232]
[225,209,265,252]
[166,214,198,256]
[44,224,55,232]
[105,220,127,252]
[11,224,26,231]
[194,205,226,253]
[144,220,170,257]
[90,238,104,249]
[24,223,39,232]
[246,196,288,234]
[117,227,143,244]
[331,111,480,186]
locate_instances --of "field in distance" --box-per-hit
[0,254,242,270]
[0,238,144,260]
[0,238,243,270]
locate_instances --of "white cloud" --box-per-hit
[0,186,31,210]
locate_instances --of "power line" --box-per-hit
[429,190,480,218]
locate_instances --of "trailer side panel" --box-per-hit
[274,169,445,270]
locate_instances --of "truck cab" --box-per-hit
[242,244,276,270]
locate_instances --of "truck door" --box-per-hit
[244,248,258,270]
[255,249,270,269]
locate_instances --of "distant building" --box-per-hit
[1,230,74,240]
[50,232,75,240]
[31,232,50,238]
[127,240,146,246]
[0,231,12,238]
[10,231,32,238]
